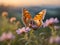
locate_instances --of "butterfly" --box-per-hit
[22,8,46,30]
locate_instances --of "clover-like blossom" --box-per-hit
[43,18,59,27]
[16,27,31,34]
[0,32,15,41]
[49,36,60,44]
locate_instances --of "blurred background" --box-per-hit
[0,0,60,21]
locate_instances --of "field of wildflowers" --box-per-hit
[0,11,60,45]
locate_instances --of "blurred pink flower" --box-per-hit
[2,11,8,17]
[0,32,15,41]
[49,36,60,44]
[43,18,59,27]
[16,27,31,34]
[55,36,60,43]
[49,36,55,44]
[0,32,7,41]
[10,17,16,23]
[25,27,31,32]
[6,32,15,40]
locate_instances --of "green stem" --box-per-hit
[7,42,11,45]
[24,33,28,41]
[29,30,34,39]
[49,26,56,36]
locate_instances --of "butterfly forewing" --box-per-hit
[33,9,46,27]
[22,8,32,26]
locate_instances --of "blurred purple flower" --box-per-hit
[16,27,31,34]
[43,18,59,27]
[49,36,60,44]
[55,36,60,43]
[25,27,31,32]
[54,18,59,23]
[16,29,21,34]
[0,32,15,41]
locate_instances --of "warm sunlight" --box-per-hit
[0,0,60,7]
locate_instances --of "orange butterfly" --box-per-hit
[22,8,46,30]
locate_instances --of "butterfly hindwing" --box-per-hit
[22,8,32,26]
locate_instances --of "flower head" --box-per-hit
[16,27,31,34]
[49,36,55,44]
[55,36,60,43]
[0,32,15,41]
[0,32,7,41]
[6,32,15,40]
[49,36,60,44]
[2,11,8,17]
[10,17,16,23]
[43,18,59,27]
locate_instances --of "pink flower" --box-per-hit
[54,18,59,23]
[0,32,15,41]
[16,27,31,34]
[10,17,16,23]
[43,18,59,27]
[2,11,8,17]
[6,32,15,40]
[49,36,55,44]
[55,36,60,43]
[49,36,60,44]
[0,32,7,41]
[25,27,31,32]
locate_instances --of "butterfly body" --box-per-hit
[22,8,46,30]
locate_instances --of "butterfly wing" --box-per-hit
[33,9,46,27]
[22,8,32,26]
